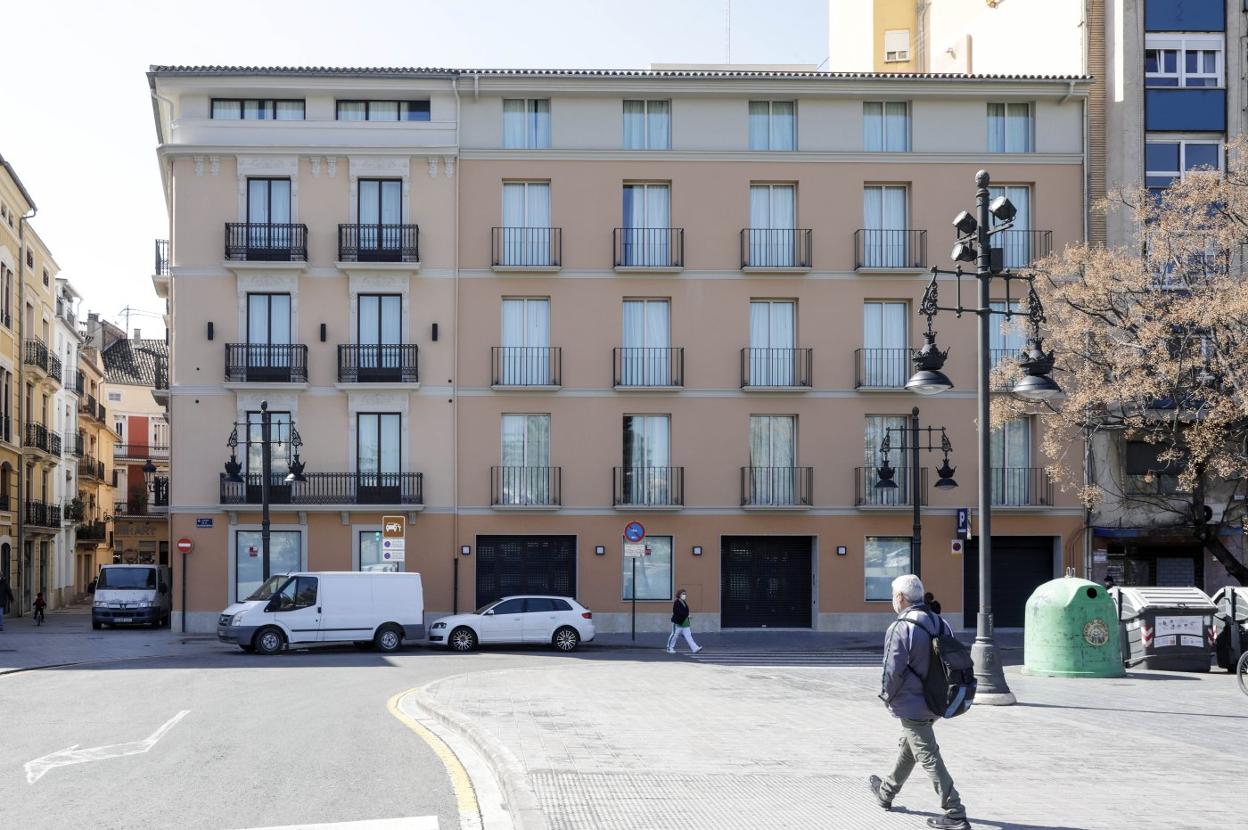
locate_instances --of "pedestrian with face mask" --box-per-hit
[666,588,702,654]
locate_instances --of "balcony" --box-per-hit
[119,478,170,516]
[75,372,85,396]
[48,354,63,386]
[337,344,419,384]
[80,395,106,423]
[224,223,308,262]
[491,346,562,389]
[854,229,927,272]
[613,466,684,509]
[23,339,50,376]
[25,501,62,529]
[740,466,813,509]
[854,466,929,508]
[739,228,812,271]
[613,228,684,271]
[114,443,170,460]
[613,347,684,389]
[77,521,108,542]
[23,423,51,455]
[155,238,170,276]
[220,472,424,507]
[224,344,309,384]
[855,348,910,390]
[71,433,84,457]
[337,223,420,264]
[740,348,812,390]
[49,432,62,457]
[995,230,1052,269]
[79,456,106,481]
[491,466,561,509]
[491,227,561,271]
[991,467,1054,507]
[56,297,77,329]
[0,415,11,445]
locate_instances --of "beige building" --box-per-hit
[150,65,1090,634]
[75,332,114,586]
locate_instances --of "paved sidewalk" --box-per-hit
[0,605,220,674]
[419,653,1245,830]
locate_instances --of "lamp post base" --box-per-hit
[971,613,1016,706]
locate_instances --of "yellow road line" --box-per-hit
[387,689,481,821]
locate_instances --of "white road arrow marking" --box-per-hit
[25,709,189,784]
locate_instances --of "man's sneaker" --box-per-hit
[867,776,891,810]
[666,648,675,654]
[926,817,970,830]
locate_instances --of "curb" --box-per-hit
[0,651,193,677]
[413,676,550,830]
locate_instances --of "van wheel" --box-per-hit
[553,626,580,652]
[253,626,285,655]
[449,627,477,652]
[374,625,403,653]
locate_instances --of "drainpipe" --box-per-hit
[451,74,462,614]
[16,206,35,615]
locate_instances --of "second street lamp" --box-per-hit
[872,406,957,578]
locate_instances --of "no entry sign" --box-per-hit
[177,538,193,555]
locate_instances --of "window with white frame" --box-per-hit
[863,102,909,152]
[211,99,305,120]
[748,101,796,151]
[1145,34,1224,88]
[336,100,430,122]
[883,29,910,63]
[622,534,672,601]
[865,536,911,600]
[503,99,551,149]
[623,100,671,149]
[987,103,1033,153]
[1145,140,1222,191]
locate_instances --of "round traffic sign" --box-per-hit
[624,521,646,543]
[177,537,193,554]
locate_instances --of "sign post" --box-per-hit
[177,538,193,632]
[623,522,646,641]
[382,516,406,568]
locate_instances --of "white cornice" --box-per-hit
[157,145,458,158]
[458,150,1085,164]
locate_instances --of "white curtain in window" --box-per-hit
[749,300,795,386]
[991,418,1032,505]
[989,185,1031,267]
[621,299,670,385]
[212,100,240,120]
[622,184,670,266]
[275,101,303,121]
[501,298,549,385]
[501,183,550,266]
[749,185,796,267]
[862,186,907,267]
[770,101,795,150]
[503,99,526,147]
[339,101,366,121]
[749,415,796,504]
[748,101,770,149]
[623,100,646,149]
[989,301,1027,364]
[864,415,909,506]
[370,101,399,122]
[862,302,907,387]
[647,100,671,149]
[987,103,1006,152]
[623,415,671,505]
[863,102,884,151]
[1006,103,1031,152]
[530,99,551,148]
[501,414,550,504]
[884,102,908,151]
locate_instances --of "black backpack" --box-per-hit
[905,611,977,719]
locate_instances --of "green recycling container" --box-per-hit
[1024,576,1125,677]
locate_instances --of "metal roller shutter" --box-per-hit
[475,535,577,609]
[962,537,1055,629]
[720,536,813,628]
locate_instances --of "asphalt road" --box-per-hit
[0,642,532,830]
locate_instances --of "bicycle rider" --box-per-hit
[33,591,47,624]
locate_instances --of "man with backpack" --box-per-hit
[869,574,972,830]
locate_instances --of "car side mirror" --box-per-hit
[265,597,281,613]
[484,609,494,616]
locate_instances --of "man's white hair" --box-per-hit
[891,574,925,603]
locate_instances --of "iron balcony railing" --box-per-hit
[49,432,62,457]
[56,297,77,328]
[23,339,49,373]
[224,343,309,383]
[854,229,928,270]
[740,466,814,507]
[25,501,61,528]
[23,423,50,453]
[855,466,929,508]
[740,347,813,388]
[63,370,76,392]
[81,394,97,417]
[337,223,420,263]
[491,466,561,507]
[491,346,562,387]
[491,227,562,268]
[613,347,684,388]
[114,443,170,459]
[155,239,170,275]
[613,466,684,507]
[220,472,424,506]
[79,456,105,480]
[613,227,684,268]
[154,359,169,391]
[337,344,419,383]
[153,476,170,508]
[75,372,85,396]
[994,230,1053,269]
[854,348,910,389]
[77,520,108,541]
[48,354,63,385]
[64,501,85,522]
[740,228,813,269]
[72,433,84,457]
[224,223,308,262]
[991,467,1054,507]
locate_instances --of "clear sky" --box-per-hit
[0,0,829,337]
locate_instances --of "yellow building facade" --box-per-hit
[75,343,115,582]
[0,156,29,613]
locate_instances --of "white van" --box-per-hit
[92,564,172,629]
[216,571,423,655]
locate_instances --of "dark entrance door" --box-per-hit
[962,536,1055,629]
[720,536,813,628]
[476,535,576,609]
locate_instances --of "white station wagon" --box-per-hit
[429,595,595,652]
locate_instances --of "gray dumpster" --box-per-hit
[1211,586,1248,671]
[1109,586,1215,672]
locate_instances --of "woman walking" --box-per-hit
[667,589,702,654]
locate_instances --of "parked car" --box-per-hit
[429,595,594,652]
[217,571,424,655]
[92,564,172,629]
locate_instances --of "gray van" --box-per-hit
[92,564,172,629]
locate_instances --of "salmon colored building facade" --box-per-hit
[149,66,1090,635]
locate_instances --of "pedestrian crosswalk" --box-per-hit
[238,818,439,830]
[685,649,883,668]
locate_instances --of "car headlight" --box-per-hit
[93,600,106,607]
[431,621,446,630]
[231,615,245,626]
[138,601,154,608]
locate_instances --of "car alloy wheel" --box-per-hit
[450,627,476,652]
[554,626,579,652]
[376,627,402,652]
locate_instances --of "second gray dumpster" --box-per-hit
[1109,586,1215,672]
[1212,586,1248,671]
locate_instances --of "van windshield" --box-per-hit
[96,568,157,590]
[245,574,291,602]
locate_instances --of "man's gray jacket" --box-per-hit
[880,604,948,720]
